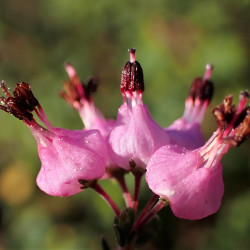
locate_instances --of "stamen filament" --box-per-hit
[0,81,12,97]
[34,105,54,130]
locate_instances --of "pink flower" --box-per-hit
[166,64,214,149]
[108,49,169,170]
[0,81,108,196]
[60,63,115,138]
[146,91,250,219]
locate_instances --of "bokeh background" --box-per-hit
[0,0,250,249]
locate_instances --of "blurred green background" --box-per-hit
[0,0,249,249]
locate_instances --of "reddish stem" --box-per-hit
[133,174,142,213]
[116,175,133,208]
[133,199,166,231]
[132,194,159,231]
[90,182,120,217]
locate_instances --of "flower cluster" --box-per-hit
[1,49,249,247]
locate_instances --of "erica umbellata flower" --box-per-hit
[108,49,169,170]
[1,48,249,249]
[0,81,108,196]
[60,63,115,138]
[166,64,214,149]
[146,91,250,219]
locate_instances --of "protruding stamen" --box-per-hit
[223,107,250,147]
[129,48,136,63]
[223,91,249,136]
[0,82,39,122]
[188,65,214,103]
[61,63,99,107]
[120,49,144,104]
[14,82,39,110]
[213,95,235,131]
[212,90,249,147]
[1,81,12,98]
[202,81,214,103]
[238,90,249,112]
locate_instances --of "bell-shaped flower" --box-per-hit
[108,49,169,170]
[0,81,108,196]
[146,91,249,219]
[166,65,214,149]
[60,63,115,139]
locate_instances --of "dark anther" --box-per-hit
[232,107,250,146]
[213,95,236,131]
[60,65,99,106]
[1,81,12,97]
[189,77,214,103]
[129,48,136,53]
[0,81,38,121]
[83,77,99,101]
[14,83,39,110]
[189,78,201,101]
[239,90,249,100]
[202,80,214,102]
[234,106,249,128]
[121,50,144,93]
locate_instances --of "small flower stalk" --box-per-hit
[1,49,249,249]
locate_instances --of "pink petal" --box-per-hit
[108,103,169,170]
[166,118,204,149]
[146,145,224,219]
[36,129,108,196]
